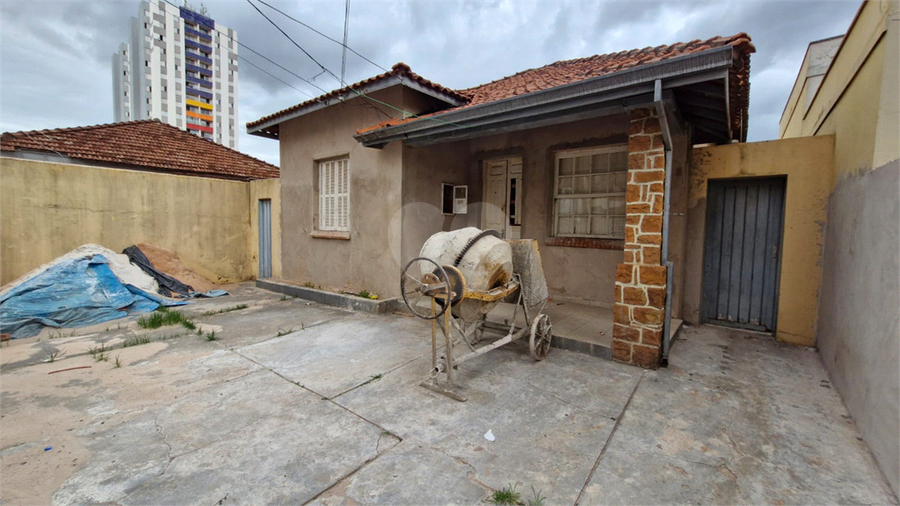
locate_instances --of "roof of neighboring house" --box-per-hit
[1,120,279,181]
[246,63,468,137]
[250,33,754,144]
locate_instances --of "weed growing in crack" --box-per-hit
[526,486,546,506]
[276,328,295,337]
[88,343,110,358]
[45,349,64,363]
[205,330,217,341]
[200,304,248,317]
[114,355,122,368]
[488,484,522,505]
[137,307,195,331]
[122,336,152,348]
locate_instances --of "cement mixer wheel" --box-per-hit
[529,314,552,360]
[401,257,452,320]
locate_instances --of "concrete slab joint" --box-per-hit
[614,106,667,369]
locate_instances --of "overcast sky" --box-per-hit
[0,0,861,165]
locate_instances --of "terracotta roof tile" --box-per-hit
[1,120,279,181]
[456,33,754,109]
[246,62,467,131]
[256,33,755,142]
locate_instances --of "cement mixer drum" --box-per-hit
[419,228,513,322]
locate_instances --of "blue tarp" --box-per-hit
[0,255,185,339]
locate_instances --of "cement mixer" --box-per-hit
[401,227,552,401]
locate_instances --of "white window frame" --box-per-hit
[318,157,350,232]
[553,145,628,239]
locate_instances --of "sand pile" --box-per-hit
[1,244,159,296]
[136,243,223,293]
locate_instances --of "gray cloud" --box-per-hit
[1,0,863,164]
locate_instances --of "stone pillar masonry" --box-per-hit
[613,107,667,369]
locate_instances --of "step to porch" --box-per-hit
[484,301,682,362]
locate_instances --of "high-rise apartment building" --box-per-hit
[112,1,239,148]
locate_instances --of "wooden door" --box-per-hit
[702,177,786,331]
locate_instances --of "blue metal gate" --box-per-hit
[702,177,785,331]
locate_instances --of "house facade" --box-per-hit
[249,34,755,369]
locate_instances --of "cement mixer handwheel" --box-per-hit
[529,314,552,360]
[401,257,451,320]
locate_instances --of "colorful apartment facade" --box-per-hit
[112,0,239,148]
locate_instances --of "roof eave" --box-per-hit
[355,45,737,148]
[247,75,467,139]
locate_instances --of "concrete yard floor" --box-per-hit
[1,284,896,505]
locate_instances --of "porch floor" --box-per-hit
[484,300,681,361]
[487,300,614,359]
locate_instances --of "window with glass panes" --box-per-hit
[553,146,628,238]
[318,157,350,231]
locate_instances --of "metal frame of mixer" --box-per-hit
[400,256,552,402]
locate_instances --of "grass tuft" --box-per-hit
[205,330,217,341]
[488,484,522,505]
[200,304,248,317]
[137,307,195,330]
[526,486,546,506]
[122,336,152,348]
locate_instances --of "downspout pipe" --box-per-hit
[653,79,675,367]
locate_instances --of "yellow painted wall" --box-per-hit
[0,157,279,285]
[684,136,835,346]
[780,0,897,181]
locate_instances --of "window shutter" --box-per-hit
[319,162,326,230]
[318,158,350,232]
[338,159,349,230]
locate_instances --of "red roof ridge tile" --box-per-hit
[246,62,466,130]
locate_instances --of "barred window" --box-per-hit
[553,146,628,239]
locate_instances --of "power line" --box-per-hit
[255,0,387,74]
[245,0,465,129]
[158,0,327,96]
[245,0,344,87]
[237,54,314,99]
[159,0,465,130]
[236,41,329,95]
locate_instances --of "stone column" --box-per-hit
[613,107,667,368]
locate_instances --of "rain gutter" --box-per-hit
[355,45,734,148]
[654,79,675,367]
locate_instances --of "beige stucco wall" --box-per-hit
[684,136,835,346]
[400,140,470,267]
[278,87,408,298]
[249,178,282,279]
[400,114,630,306]
[0,157,271,285]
